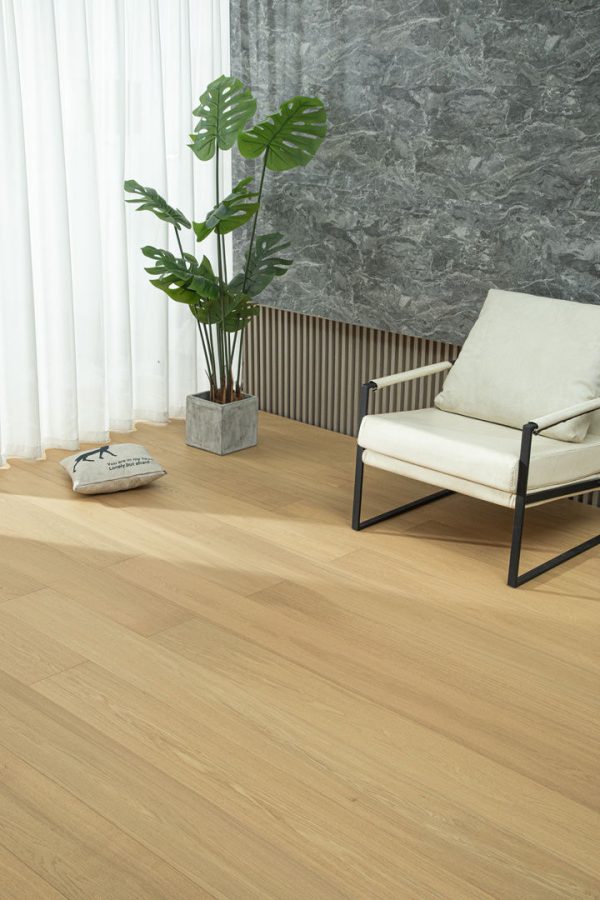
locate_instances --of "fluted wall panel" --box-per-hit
[244,307,599,508]
[245,307,460,436]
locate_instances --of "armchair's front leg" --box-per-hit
[507,421,600,587]
[507,422,536,587]
[351,379,453,531]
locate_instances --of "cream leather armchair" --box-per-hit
[352,290,600,587]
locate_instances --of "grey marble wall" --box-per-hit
[231,0,600,344]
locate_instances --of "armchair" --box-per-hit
[352,290,600,587]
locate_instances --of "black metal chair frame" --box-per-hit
[352,380,600,588]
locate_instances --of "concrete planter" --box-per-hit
[185,391,258,455]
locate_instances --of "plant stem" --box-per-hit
[242,151,269,294]
[236,327,245,396]
[232,152,268,398]
[175,226,185,260]
[220,232,228,285]
[215,148,227,399]
[229,328,239,401]
[195,319,211,392]
[181,231,218,399]
[203,322,217,399]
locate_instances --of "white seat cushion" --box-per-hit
[434,289,600,442]
[358,408,600,494]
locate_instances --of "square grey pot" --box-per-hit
[186,391,258,455]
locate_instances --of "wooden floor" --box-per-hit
[0,414,599,899]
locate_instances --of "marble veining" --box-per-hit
[231,0,600,344]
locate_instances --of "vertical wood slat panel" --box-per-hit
[244,307,459,436]
[243,306,599,507]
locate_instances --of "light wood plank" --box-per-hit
[0,744,206,900]
[47,568,195,637]
[0,607,84,684]
[0,842,67,900]
[112,551,600,809]
[0,492,132,570]
[0,666,349,900]
[36,661,490,900]
[152,618,600,884]
[5,587,600,897]
[0,415,599,899]
[0,562,45,602]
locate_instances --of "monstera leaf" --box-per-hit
[238,96,326,171]
[193,291,259,330]
[189,75,257,161]
[124,181,190,230]
[193,178,259,243]
[222,292,260,332]
[230,233,293,297]
[141,246,220,303]
[191,293,229,326]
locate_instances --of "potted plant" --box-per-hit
[124,75,327,454]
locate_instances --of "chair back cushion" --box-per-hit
[435,289,600,442]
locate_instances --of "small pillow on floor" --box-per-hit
[60,443,166,494]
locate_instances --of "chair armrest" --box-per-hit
[369,360,452,390]
[531,398,600,434]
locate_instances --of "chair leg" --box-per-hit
[352,455,454,531]
[507,495,526,587]
[508,499,600,587]
[507,422,535,588]
[508,421,600,586]
[351,447,364,531]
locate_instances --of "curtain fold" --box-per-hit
[0,0,230,464]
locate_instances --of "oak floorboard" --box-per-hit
[0,744,207,900]
[35,661,489,900]
[0,841,67,900]
[0,607,84,684]
[0,671,340,900]
[1,415,599,898]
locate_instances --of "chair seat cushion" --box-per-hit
[434,289,600,442]
[358,408,600,494]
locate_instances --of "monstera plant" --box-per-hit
[124,75,327,405]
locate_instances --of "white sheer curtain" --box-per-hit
[0,0,230,464]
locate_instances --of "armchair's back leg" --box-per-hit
[352,447,364,531]
[352,382,375,531]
